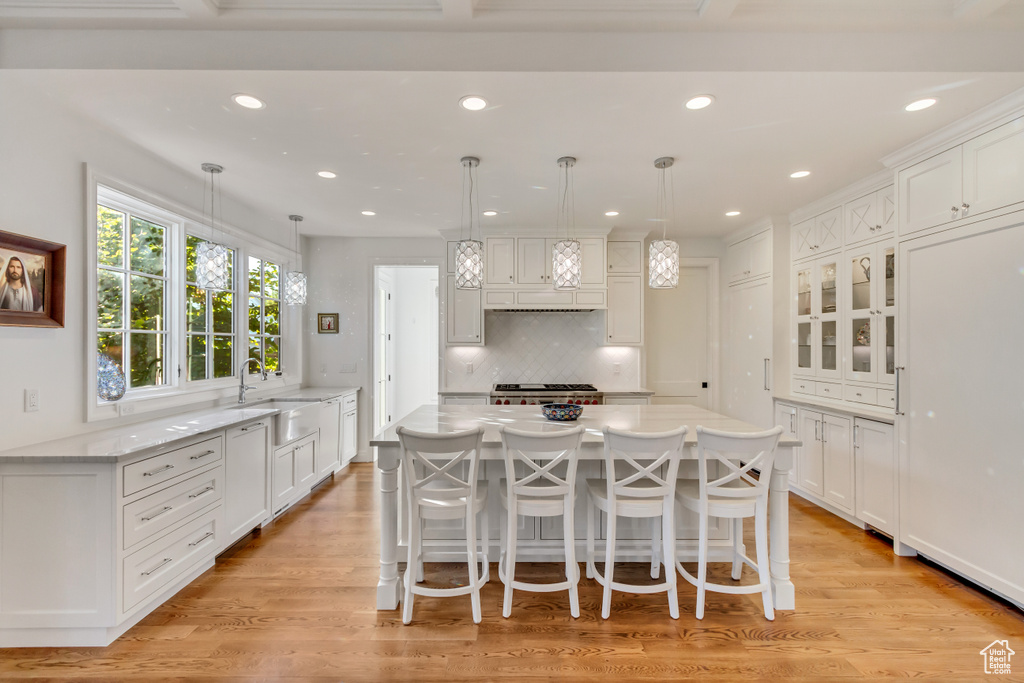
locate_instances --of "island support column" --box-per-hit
[769,446,796,610]
[376,445,402,610]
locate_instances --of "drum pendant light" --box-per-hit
[649,157,680,289]
[455,156,484,289]
[283,214,307,305]
[195,163,231,291]
[553,156,582,291]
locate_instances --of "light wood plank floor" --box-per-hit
[3,463,1022,681]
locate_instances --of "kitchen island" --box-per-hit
[370,404,800,612]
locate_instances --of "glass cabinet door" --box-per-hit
[796,267,811,317]
[849,252,873,376]
[820,261,837,314]
[797,321,812,371]
[820,319,838,373]
[882,246,896,383]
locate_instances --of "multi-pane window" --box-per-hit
[185,235,235,382]
[248,256,281,372]
[97,204,169,389]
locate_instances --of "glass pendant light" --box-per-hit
[283,214,307,305]
[195,163,231,291]
[553,156,582,291]
[455,156,483,289]
[649,156,680,289]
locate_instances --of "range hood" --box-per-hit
[492,308,596,313]
[483,289,607,311]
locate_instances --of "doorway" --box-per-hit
[373,265,439,434]
[644,258,719,409]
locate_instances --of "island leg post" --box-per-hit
[769,446,796,610]
[377,459,402,610]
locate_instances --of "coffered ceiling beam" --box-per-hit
[953,0,1010,20]
[698,0,739,21]
[173,0,219,18]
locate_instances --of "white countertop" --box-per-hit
[280,386,359,400]
[774,394,895,424]
[437,387,654,396]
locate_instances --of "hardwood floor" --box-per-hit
[3,463,1022,681]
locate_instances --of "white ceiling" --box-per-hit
[4,1,1024,241]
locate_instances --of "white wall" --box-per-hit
[0,74,288,450]
[302,236,444,460]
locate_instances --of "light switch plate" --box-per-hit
[24,389,39,412]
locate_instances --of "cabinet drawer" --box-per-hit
[123,467,223,550]
[122,508,220,612]
[123,436,224,497]
[793,378,814,395]
[575,290,606,307]
[343,393,357,410]
[876,389,896,409]
[844,385,877,405]
[484,290,514,306]
[815,381,842,399]
[517,291,574,306]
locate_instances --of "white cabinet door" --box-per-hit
[224,421,270,545]
[723,277,773,429]
[843,241,896,387]
[775,403,800,487]
[814,207,843,254]
[445,276,482,345]
[605,275,642,345]
[877,185,896,237]
[342,409,358,465]
[792,256,840,381]
[844,191,878,245]
[898,147,963,235]
[517,237,552,285]
[727,230,770,283]
[854,418,895,535]
[580,237,606,285]
[317,399,342,480]
[821,413,853,513]
[607,241,642,274]
[797,411,824,497]
[295,437,317,490]
[272,444,297,512]
[791,218,816,261]
[485,237,515,285]
[962,116,1024,220]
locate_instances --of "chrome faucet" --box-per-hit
[238,358,268,404]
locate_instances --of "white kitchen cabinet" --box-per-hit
[580,237,606,285]
[854,418,895,536]
[485,237,516,285]
[844,186,895,246]
[723,276,773,428]
[792,207,842,260]
[727,228,771,283]
[797,411,824,496]
[899,116,1024,236]
[273,432,317,515]
[445,275,483,345]
[843,240,896,388]
[317,398,342,481]
[793,255,841,382]
[517,237,555,284]
[775,403,800,487]
[605,275,642,345]
[341,391,358,466]
[797,409,853,514]
[607,240,642,274]
[223,420,270,548]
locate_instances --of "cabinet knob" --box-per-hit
[951,206,960,214]
[962,202,970,211]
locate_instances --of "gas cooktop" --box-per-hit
[493,383,598,392]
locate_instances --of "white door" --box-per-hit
[722,277,773,428]
[645,261,716,408]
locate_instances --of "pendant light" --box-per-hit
[553,156,582,291]
[455,156,484,289]
[649,156,680,289]
[283,214,307,305]
[195,163,231,291]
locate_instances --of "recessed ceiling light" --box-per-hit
[685,95,715,110]
[459,95,487,111]
[790,170,811,179]
[232,94,265,110]
[317,171,337,179]
[905,98,937,112]
[725,211,741,217]
[482,210,498,216]
[361,211,376,216]
[605,211,619,217]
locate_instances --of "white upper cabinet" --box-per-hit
[792,207,842,260]
[580,237,606,285]
[844,186,895,246]
[606,275,642,345]
[843,241,896,387]
[485,237,515,286]
[898,147,963,235]
[607,241,642,274]
[517,237,554,284]
[727,229,772,283]
[446,275,483,345]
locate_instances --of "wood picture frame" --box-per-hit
[318,313,339,334]
[0,230,66,328]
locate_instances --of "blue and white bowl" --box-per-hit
[542,403,584,421]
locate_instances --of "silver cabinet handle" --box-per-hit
[143,464,174,477]
[895,366,905,415]
[814,420,821,441]
[853,424,859,449]
[141,506,173,522]
[962,202,970,211]
[188,486,215,499]
[241,422,265,432]
[190,449,216,461]
[763,358,770,391]
[188,531,215,547]
[141,558,173,576]
[789,412,794,433]
[951,206,960,218]
[821,421,828,444]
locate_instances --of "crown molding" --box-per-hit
[788,168,894,225]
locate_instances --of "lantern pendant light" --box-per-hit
[455,156,484,290]
[195,163,231,291]
[283,214,308,306]
[649,156,680,289]
[553,156,582,291]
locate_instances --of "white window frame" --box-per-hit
[184,232,238,385]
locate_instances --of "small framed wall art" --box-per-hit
[317,313,339,334]
[0,230,66,328]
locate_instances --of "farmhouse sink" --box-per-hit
[235,398,321,447]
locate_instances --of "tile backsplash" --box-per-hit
[444,311,641,391]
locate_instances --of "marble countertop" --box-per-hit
[280,386,359,400]
[438,387,655,396]
[774,394,895,424]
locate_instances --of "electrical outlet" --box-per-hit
[24,389,39,412]
[118,402,136,416]
[339,363,356,373]
[466,362,474,374]
[613,363,621,374]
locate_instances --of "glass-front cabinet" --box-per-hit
[793,255,841,380]
[843,241,895,386]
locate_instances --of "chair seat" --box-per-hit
[417,485,488,521]
[586,478,665,518]
[500,479,570,517]
[675,480,756,518]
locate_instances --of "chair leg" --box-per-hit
[466,509,482,624]
[650,517,661,579]
[732,517,744,581]
[480,502,490,584]
[586,494,596,580]
[403,508,420,625]
[503,503,517,619]
[602,513,616,620]
[416,517,425,583]
[696,509,709,621]
[663,504,679,620]
[755,505,774,621]
[564,501,580,619]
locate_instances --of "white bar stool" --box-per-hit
[585,425,687,620]
[396,426,490,625]
[675,425,783,620]
[497,425,585,618]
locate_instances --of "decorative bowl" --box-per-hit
[542,403,583,421]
